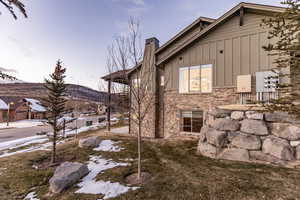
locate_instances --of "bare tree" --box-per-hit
[0,0,27,19]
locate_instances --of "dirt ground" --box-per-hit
[0,128,300,200]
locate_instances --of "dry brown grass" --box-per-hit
[0,129,300,200]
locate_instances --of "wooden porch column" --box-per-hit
[107,79,111,131]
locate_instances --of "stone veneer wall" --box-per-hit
[197,107,300,166]
[163,87,238,138]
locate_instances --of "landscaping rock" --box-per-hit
[199,126,209,142]
[49,162,89,193]
[262,136,295,161]
[218,148,250,162]
[265,112,300,123]
[197,142,217,159]
[231,111,244,120]
[231,133,261,150]
[208,108,231,118]
[212,118,240,131]
[227,131,239,142]
[270,123,300,140]
[240,119,269,136]
[245,111,264,120]
[206,129,227,147]
[249,151,287,166]
[79,136,101,148]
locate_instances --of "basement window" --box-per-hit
[180,111,203,133]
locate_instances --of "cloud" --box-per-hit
[0,67,18,73]
[111,0,148,17]
[7,36,33,58]
[112,0,145,6]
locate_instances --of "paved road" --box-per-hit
[0,115,107,143]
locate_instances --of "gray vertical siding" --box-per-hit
[162,12,277,90]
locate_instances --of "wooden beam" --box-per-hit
[239,6,244,26]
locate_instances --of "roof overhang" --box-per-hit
[156,2,286,66]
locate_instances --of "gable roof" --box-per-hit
[23,98,46,112]
[0,99,8,110]
[156,16,215,54]
[156,2,286,65]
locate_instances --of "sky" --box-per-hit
[0,0,281,90]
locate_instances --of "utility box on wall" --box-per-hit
[256,71,279,93]
[237,75,252,93]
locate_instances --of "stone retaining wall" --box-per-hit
[197,106,300,167]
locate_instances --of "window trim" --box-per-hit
[179,64,213,94]
[180,110,204,134]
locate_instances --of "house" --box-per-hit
[23,98,47,119]
[103,2,286,138]
[0,97,47,121]
[0,98,8,123]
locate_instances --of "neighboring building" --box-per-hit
[23,98,47,119]
[0,98,8,123]
[0,97,47,121]
[103,3,286,138]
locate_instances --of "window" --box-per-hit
[179,64,212,93]
[181,111,203,133]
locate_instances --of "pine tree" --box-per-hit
[44,60,67,164]
[262,0,300,118]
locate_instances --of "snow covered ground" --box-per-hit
[0,120,45,129]
[23,192,39,200]
[93,140,124,152]
[0,122,108,158]
[110,126,129,135]
[76,140,138,199]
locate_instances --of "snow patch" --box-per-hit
[76,156,137,199]
[24,98,46,112]
[93,140,124,152]
[0,99,8,110]
[0,135,48,151]
[24,192,39,200]
[0,120,45,129]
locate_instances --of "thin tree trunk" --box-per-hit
[137,104,142,180]
[51,128,56,164]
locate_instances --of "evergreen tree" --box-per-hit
[262,0,300,118]
[44,60,67,164]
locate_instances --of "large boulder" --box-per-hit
[265,112,300,124]
[262,136,295,161]
[199,126,210,142]
[197,142,217,159]
[231,111,244,120]
[218,148,250,162]
[49,162,89,193]
[206,129,227,147]
[245,111,264,120]
[231,133,261,150]
[208,108,231,118]
[270,123,300,141]
[79,136,101,148]
[240,119,269,136]
[212,118,240,132]
[249,151,287,166]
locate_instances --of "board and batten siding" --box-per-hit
[162,12,277,90]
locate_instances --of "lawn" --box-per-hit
[0,129,300,200]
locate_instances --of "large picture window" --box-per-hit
[179,64,212,93]
[181,111,203,133]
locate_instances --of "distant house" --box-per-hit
[23,98,47,119]
[0,97,47,121]
[0,98,8,123]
